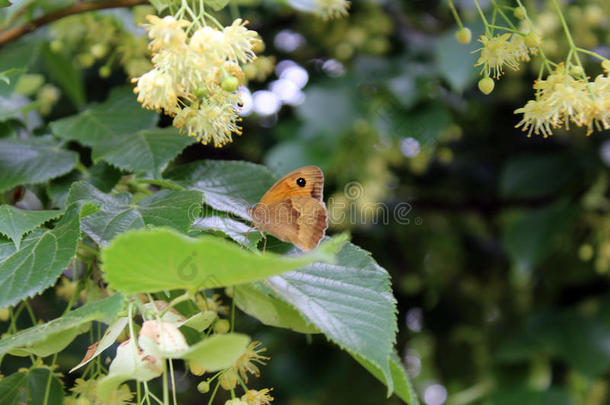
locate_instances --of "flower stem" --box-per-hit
[447,0,464,29]
[473,0,490,35]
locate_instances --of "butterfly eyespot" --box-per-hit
[296,177,306,187]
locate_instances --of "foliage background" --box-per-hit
[1,0,610,404]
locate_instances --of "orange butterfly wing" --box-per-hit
[249,166,328,251]
[258,166,324,205]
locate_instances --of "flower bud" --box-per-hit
[190,360,205,376]
[197,381,210,393]
[0,308,9,322]
[214,319,231,334]
[99,66,111,78]
[514,6,526,19]
[570,65,584,77]
[455,27,472,44]
[221,76,239,92]
[478,77,494,95]
[525,32,540,48]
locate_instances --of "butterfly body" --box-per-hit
[248,166,328,251]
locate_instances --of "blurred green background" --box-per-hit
[2,0,610,404]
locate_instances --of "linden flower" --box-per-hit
[242,388,274,405]
[585,75,610,133]
[190,26,225,59]
[196,293,230,315]
[474,33,530,79]
[145,15,189,51]
[235,341,270,383]
[223,19,258,64]
[152,47,204,92]
[315,0,350,19]
[514,98,555,137]
[133,68,178,113]
[173,95,243,147]
[515,64,609,136]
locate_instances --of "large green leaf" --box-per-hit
[165,160,276,219]
[47,161,122,208]
[0,203,82,308]
[66,181,202,246]
[489,387,574,405]
[50,87,157,146]
[499,309,610,377]
[502,202,578,276]
[91,127,195,178]
[355,352,419,404]
[180,333,249,370]
[500,154,575,199]
[0,293,124,357]
[191,207,261,251]
[265,242,397,395]
[41,43,85,109]
[0,368,64,405]
[101,227,346,294]
[0,136,78,192]
[435,24,480,93]
[0,205,62,249]
[9,323,89,357]
[234,283,319,334]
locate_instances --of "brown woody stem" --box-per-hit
[0,0,148,49]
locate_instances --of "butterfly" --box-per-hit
[248,166,328,252]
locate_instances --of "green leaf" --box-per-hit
[502,202,577,276]
[50,87,157,146]
[9,323,88,357]
[192,208,260,251]
[296,86,357,132]
[47,162,122,208]
[265,242,397,395]
[0,136,78,192]
[0,1,12,8]
[0,67,25,85]
[0,205,62,249]
[205,0,230,10]
[180,333,250,370]
[489,387,574,405]
[70,317,129,373]
[41,43,85,109]
[234,283,319,334]
[165,160,276,219]
[66,181,202,246]
[500,154,575,199]
[91,127,195,178]
[354,352,419,404]
[0,368,64,405]
[0,203,82,308]
[435,27,479,93]
[149,0,169,12]
[101,227,344,294]
[390,353,419,405]
[0,293,124,357]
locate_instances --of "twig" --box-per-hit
[0,0,148,49]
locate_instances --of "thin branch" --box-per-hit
[0,0,148,49]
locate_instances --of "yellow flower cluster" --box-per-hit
[315,0,350,19]
[134,15,261,147]
[474,33,533,79]
[514,63,610,137]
